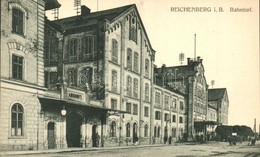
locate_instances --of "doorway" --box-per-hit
[92,125,98,147]
[66,112,82,147]
[133,123,137,143]
[47,122,55,149]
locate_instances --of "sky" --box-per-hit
[46,0,259,131]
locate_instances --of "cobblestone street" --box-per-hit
[1,141,260,157]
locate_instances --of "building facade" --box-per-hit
[155,57,209,140]
[208,88,229,125]
[0,1,229,151]
[0,0,48,151]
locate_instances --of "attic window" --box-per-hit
[132,18,135,24]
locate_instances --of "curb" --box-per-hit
[0,144,168,156]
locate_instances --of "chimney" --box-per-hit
[200,59,203,63]
[187,58,191,65]
[197,56,201,62]
[81,5,91,15]
[161,64,166,74]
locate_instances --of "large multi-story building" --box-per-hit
[0,0,229,150]
[0,0,59,151]
[155,57,209,140]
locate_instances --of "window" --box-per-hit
[164,113,169,121]
[172,99,177,109]
[111,70,117,92]
[12,55,23,80]
[144,106,149,117]
[145,83,149,101]
[133,104,138,115]
[179,116,183,123]
[145,59,149,77]
[155,111,161,120]
[129,26,137,42]
[68,69,77,86]
[111,99,117,110]
[155,92,161,106]
[12,8,24,35]
[180,101,184,111]
[133,52,138,73]
[45,72,59,90]
[111,39,118,63]
[164,95,169,109]
[126,76,132,97]
[144,124,148,137]
[126,103,131,113]
[68,39,78,61]
[110,121,116,137]
[11,103,24,136]
[80,67,93,90]
[133,78,138,98]
[82,36,93,55]
[126,123,130,137]
[172,115,176,123]
[127,49,132,70]
[44,31,58,64]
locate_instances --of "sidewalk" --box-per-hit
[0,143,167,156]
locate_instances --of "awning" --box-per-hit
[194,120,219,126]
[38,96,127,114]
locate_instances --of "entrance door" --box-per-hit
[133,123,137,143]
[47,122,55,149]
[92,125,97,147]
[66,113,82,147]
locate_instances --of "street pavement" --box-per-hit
[1,141,260,157]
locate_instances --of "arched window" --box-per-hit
[111,70,117,92]
[12,8,24,35]
[111,39,118,63]
[145,83,149,101]
[133,78,138,98]
[126,75,132,96]
[133,52,139,73]
[110,121,116,137]
[127,49,132,70]
[144,124,148,137]
[145,59,149,77]
[82,36,93,55]
[11,103,24,136]
[68,39,78,62]
[126,123,130,137]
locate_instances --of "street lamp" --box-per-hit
[61,106,67,116]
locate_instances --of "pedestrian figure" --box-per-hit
[168,136,172,145]
[152,136,155,144]
[134,136,139,146]
[164,136,167,144]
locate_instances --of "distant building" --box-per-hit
[208,88,229,125]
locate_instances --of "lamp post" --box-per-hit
[60,106,66,149]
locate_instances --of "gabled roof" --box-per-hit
[52,4,134,33]
[208,88,227,101]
